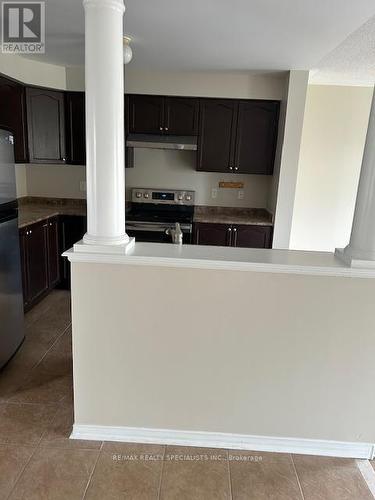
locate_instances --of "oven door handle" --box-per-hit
[126,223,192,232]
[126,223,168,232]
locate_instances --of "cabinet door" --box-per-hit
[128,95,164,134]
[47,217,60,288]
[0,77,28,162]
[197,99,237,173]
[58,215,87,289]
[232,225,273,249]
[19,228,30,307]
[164,97,198,135]
[234,101,279,175]
[65,92,85,165]
[25,222,49,304]
[26,88,66,163]
[194,223,232,246]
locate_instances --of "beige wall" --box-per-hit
[67,66,287,100]
[0,54,66,89]
[126,149,271,207]
[15,165,27,198]
[71,262,375,445]
[290,85,373,252]
[19,164,86,199]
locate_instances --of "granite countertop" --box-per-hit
[193,206,273,226]
[18,198,86,228]
[18,198,273,229]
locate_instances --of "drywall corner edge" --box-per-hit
[272,70,309,249]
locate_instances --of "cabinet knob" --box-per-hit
[233,227,237,232]
[234,166,239,171]
[159,126,163,131]
[165,127,169,131]
[228,227,232,232]
[29,230,32,234]
[229,166,233,171]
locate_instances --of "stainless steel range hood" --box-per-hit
[126,134,198,151]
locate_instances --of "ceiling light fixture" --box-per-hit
[123,36,133,65]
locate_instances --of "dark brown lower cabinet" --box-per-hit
[20,221,49,310]
[58,215,87,290]
[193,223,231,246]
[47,217,60,288]
[194,223,273,249]
[20,216,63,310]
[232,224,273,249]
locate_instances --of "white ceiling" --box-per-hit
[15,0,375,83]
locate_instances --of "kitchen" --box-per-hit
[0,70,281,324]
[2,1,375,496]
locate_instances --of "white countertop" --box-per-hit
[65,241,375,279]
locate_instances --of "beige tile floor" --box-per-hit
[0,290,374,499]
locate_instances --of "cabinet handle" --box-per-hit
[227,227,232,246]
[233,227,238,246]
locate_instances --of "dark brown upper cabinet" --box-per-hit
[65,91,86,165]
[164,97,198,135]
[0,76,28,162]
[128,94,199,135]
[128,95,164,134]
[197,98,279,175]
[26,87,66,164]
[235,101,279,175]
[197,99,237,173]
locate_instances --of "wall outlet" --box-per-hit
[79,180,86,192]
[211,188,218,199]
[238,190,244,200]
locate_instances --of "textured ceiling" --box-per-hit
[311,15,375,86]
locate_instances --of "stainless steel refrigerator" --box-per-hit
[0,128,24,369]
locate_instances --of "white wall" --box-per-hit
[290,85,373,252]
[271,70,309,249]
[126,149,271,207]
[0,54,66,89]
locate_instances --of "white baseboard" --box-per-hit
[71,424,375,459]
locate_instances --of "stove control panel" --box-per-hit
[131,188,195,206]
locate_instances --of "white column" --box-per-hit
[336,87,375,267]
[82,0,129,248]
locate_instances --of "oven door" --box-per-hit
[126,222,192,244]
